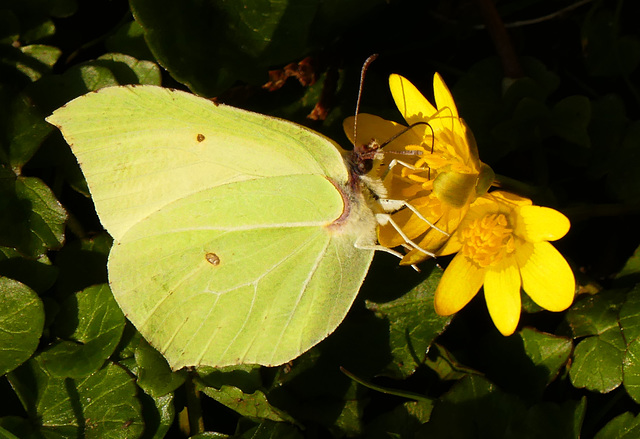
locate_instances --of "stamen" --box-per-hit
[459,213,515,267]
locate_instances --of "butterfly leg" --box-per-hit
[375,213,436,259]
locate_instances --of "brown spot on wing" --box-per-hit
[205,252,220,265]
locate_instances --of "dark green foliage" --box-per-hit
[2,0,640,437]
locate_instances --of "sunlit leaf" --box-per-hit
[594,411,640,438]
[570,335,624,393]
[38,284,125,378]
[201,385,298,425]
[0,277,44,376]
[135,338,187,397]
[365,265,449,378]
[7,359,143,437]
[0,173,67,258]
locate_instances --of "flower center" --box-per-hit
[459,213,515,267]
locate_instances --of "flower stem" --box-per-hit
[180,371,204,436]
[492,174,542,199]
[473,0,523,78]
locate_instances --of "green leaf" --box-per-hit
[196,364,263,394]
[129,0,321,96]
[619,284,640,341]
[134,338,187,397]
[424,343,482,381]
[595,411,640,438]
[567,293,626,392]
[233,420,303,439]
[26,54,160,115]
[616,244,640,285]
[341,367,433,403]
[0,417,34,439]
[519,327,572,385]
[0,89,53,171]
[493,97,550,152]
[607,121,640,203]
[471,328,572,401]
[139,392,175,439]
[7,359,144,438]
[53,234,110,297]
[0,172,67,258]
[93,53,161,86]
[190,432,231,439]
[418,375,528,438]
[0,43,61,86]
[570,336,625,393]
[550,96,591,148]
[620,286,640,402]
[201,385,298,425]
[565,291,626,338]
[38,284,125,378]
[420,374,584,439]
[0,9,20,44]
[0,277,44,376]
[0,0,57,45]
[105,21,156,62]
[49,0,78,18]
[365,265,450,378]
[0,247,57,294]
[14,45,62,82]
[623,337,640,403]
[582,8,640,77]
[588,94,628,180]
[363,400,432,439]
[26,63,118,112]
[520,398,586,439]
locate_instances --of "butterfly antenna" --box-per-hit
[379,121,434,150]
[380,121,435,179]
[353,54,379,146]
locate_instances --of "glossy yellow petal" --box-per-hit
[400,224,457,265]
[342,113,411,150]
[433,72,459,119]
[484,259,522,336]
[460,119,482,168]
[400,249,431,266]
[391,174,426,199]
[399,197,443,237]
[342,115,357,144]
[400,235,450,265]
[515,206,570,242]
[516,241,575,311]
[434,255,485,315]
[389,74,437,127]
[489,191,532,207]
[378,196,440,247]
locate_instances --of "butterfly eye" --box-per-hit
[358,158,373,175]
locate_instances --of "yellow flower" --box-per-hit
[343,73,494,265]
[387,73,494,208]
[434,191,575,336]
